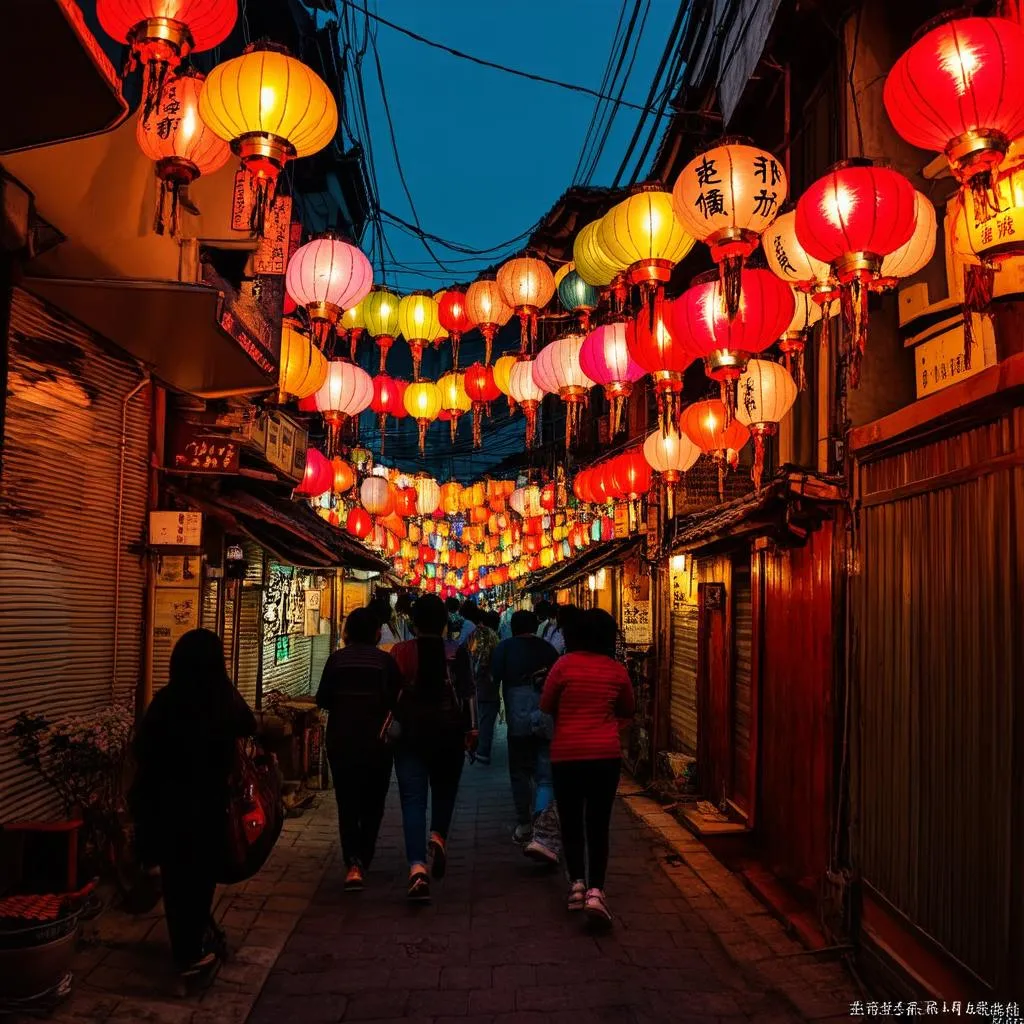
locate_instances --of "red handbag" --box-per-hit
[219,739,283,884]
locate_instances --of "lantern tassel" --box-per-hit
[962,263,995,371]
[348,330,357,362]
[451,333,461,370]
[154,180,174,237]
[579,309,591,332]
[839,273,870,390]
[326,414,345,458]
[472,404,483,449]
[721,254,743,321]
[378,338,391,373]
[969,170,1001,222]
[142,59,171,125]
[609,393,625,436]
[719,378,738,426]
[518,312,529,355]
[665,478,675,521]
[411,341,424,380]
[483,325,495,366]
[717,461,725,503]
[310,318,334,353]
[378,413,387,456]
[524,403,538,448]
[450,417,458,443]
[751,430,766,491]
[657,388,680,438]
[417,420,428,456]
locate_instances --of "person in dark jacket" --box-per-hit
[316,607,402,892]
[131,629,256,982]
[390,595,477,902]
[468,609,501,764]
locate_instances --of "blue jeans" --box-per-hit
[477,701,500,761]
[507,735,553,825]
[394,743,465,866]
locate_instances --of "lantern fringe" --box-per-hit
[656,387,681,438]
[410,341,424,380]
[417,420,428,456]
[349,329,362,362]
[969,170,1001,222]
[154,180,178,237]
[564,398,586,449]
[665,478,676,521]
[717,461,725,503]
[472,404,483,448]
[309,318,334,353]
[609,393,626,436]
[249,174,278,237]
[507,395,518,417]
[325,415,346,458]
[751,430,766,491]
[578,309,591,332]
[377,338,392,373]
[720,254,743,321]
[839,273,870,390]
[482,325,495,366]
[141,59,172,125]
[450,417,459,443]
[719,378,738,426]
[611,275,628,315]
[962,264,995,371]
[378,413,387,456]
[524,403,538,448]
[451,333,461,370]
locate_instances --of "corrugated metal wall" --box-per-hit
[236,542,264,708]
[852,412,1023,989]
[1,289,149,822]
[260,562,314,699]
[670,606,699,753]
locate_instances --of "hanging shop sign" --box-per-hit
[168,421,240,474]
[252,196,295,275]
[621,558,652,646]
[614,502,631,539]
[909,314,997,400]
[149,511,203,550]
[153,587,200,651]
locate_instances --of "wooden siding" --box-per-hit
[697,556,733,807]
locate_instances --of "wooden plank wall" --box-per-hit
[697,556,733,807]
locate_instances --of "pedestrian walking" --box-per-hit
[491,610,559,850]
[456,599,479,645]
[315,607,402,892]
[368,594,402,648]
[468,609,501,765]
[540,608,635,924]
[391,594,478,902]
[130,629,256,984]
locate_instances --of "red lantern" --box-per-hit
[611,448,652,501]
[346,506,372,539]
[371,373,401,455]
[795,159,916,387]
[295,448,332,497]
[681,399,751,500]
[464,362,500,449]
[438,289,476,369]
[395,487,417,517]
[672,267,794,420]
[626,309,695,437]
[884,16,1024,196]
[540,482,556,511]
[598,460,624,502]
[573,468,594,504]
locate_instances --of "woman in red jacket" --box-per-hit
[540,608,634,924]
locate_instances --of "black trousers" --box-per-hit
[160,850,217,969]
[328,746,394,869]
[551,758,621,890]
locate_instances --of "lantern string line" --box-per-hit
[335,0,664,113]
[846,3,866,158]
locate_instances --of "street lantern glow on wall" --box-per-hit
[363,287,401,372]
[465,278,513,366]
[496,257,556,354]
[135,67,230,235]
[285,235,373,351]
[198,42,337,234]
[672,139,787,319]
[736,359,798,489]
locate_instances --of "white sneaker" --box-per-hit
[524,839,559,864]
[567,880,586,912]
[584,888,612,924]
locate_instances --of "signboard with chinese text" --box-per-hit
[914,316,996,399]
[149,511,202,549]
[613,503,630,539]
[253,196,294,275]
[671,560,697,612]
[168,423,240,474]
[621,558,652,646]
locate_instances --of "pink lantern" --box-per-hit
[532,333,594,448]
[579,322,645,435]
[508,358,544,449]
[314,360,374,454]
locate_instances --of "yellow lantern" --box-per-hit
[553,261,574,290]
[398,291,443,379]
[198,43,337,234]
[440,481,463,516]
[672,141,787,318]
[496,257,556,355]
[341,300,366,361]
[492,354,518,415]
[277,321,327,403]
[465,278,514,365]
[573,219,619,288]
[414,474,441,516]
[403,380,442,455]
[600,185,695,326]
[438,371,471,442]
[461,481,485,511]
[363,287,402,372]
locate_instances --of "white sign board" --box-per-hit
[149,511,202,548]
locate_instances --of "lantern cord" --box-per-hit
[846,3,865,158]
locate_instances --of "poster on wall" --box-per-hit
[621,559,652,646]
[153,588,199,647]
[303,588,321,637]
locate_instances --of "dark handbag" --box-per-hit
[218,738,284,884]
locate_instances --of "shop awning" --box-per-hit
[1,0,128,154]
[529,537,642,594]
[22,277,276,398]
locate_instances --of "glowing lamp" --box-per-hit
[398,292,443,379]
[508,358,544,448]
[346,506,372,540]
[681,399,751,499]
[573,467,595,504]
[573,218,619,288]
[361,476,393,517]
[314,360,373,455]
[672,139,787,318]
[403,380,442,455]
[884,16,1024,194]
[492,354,518,415]
[198,43,337,234]
[642,427,701,482]
[135,67,230,235]
[370,373,402,455]
[464,362,501,449]
[532,333,594,447]
[277,321,327,404]
[779,289,823,390]
[438,372,472,442]
[285,235,373,351]
[763,207,836,303]
[98,0,236,119]
[557,266,599,331]
[341,300,366,361]
[330,457,355,495]
[414,475,441,516]
[294,447,332,497]
[540,482,557,512]
[496,257,556,354]
[364,287,402,372]
[441,482,463,517]
[795,159,917,386]
[626,309,694,437]
[465,278,513,365]
[438,289,476,369]
[611,448,652,501]
[875,191,937,292]
[580,322,645,435]
[672,267,794,419]
[736,360,798,489]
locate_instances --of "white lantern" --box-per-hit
[736,359,798,490]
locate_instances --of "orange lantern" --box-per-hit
[496,257,556,355]
[465,278,513,365]
[681,399,751,499]
[330,457,355,495]
[440,481,463,516]
[395,486,417,517]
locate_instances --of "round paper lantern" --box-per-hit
[398,292,443,379]
[532,333,594,448]
[672,140,787,318]
[361,476,393,517]
[642,426,700,517]
[509,485,542,518]
[779,288,823,389]
[330,457,355,495]
[682,399,751,461]
[611,448,652,501]
[626,307,694,437]
[364,287,401,372]
[198,43,337,234]
[580,322,645,434]
[573,467,595,504]
[492,354,518,415]
[496,257,556,354]
[438,372,471,442]
[736,359,798,489]
[370,373,402,455]
[763,207,836,301]
[341,300,365,360]
[295,447,332,497]
[277,321,327,403]
[346,506,372,540]
[540,482,557,512]
[464,362,501,448]
[135,67,230,235]
[595,460,622,502]
[403,380,442,455]
[573,218,619,288]
[314,360,373,454]
[440,481,463,517]
[438,289,475,368]
[876,190,938,291]
[285,235,373,350]
[795,158,917,386]
[557,267,599,331]
[508,358,544,448]
[884,15,1024,191]
[600,185,696,323]
[465,278,513,365]
[414,475,441,516]
[672,267,794,418]
[98,0,236,119]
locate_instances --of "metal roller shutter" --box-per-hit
[260,562,313,699]
[309,632,331,693]
[731,565,753,812]
[235,543,264,709]
[670,606,699,753]
[200,576,220,632]
[222,579,238,680]
[0,289,150,823]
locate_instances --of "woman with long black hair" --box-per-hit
[390,595,477,901]
[131,629,256,982]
